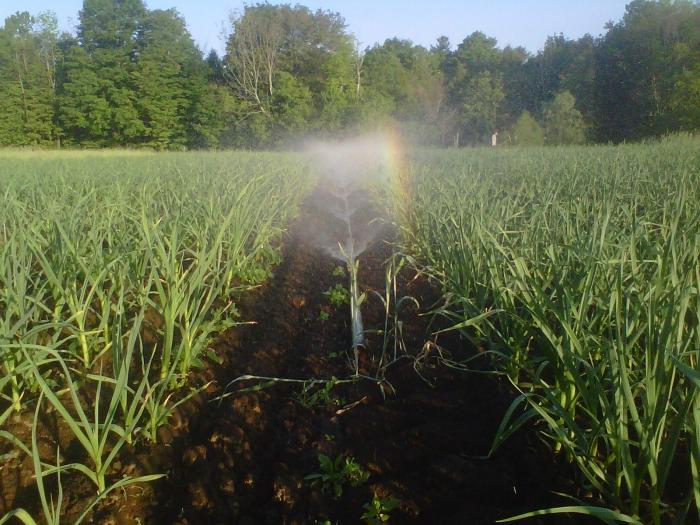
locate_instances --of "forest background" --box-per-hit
[0,0,698,149]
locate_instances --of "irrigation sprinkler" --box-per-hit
[306,136,393,375]
[334,183,366,375]
[348,260,364,351]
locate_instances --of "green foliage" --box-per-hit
[316,40,357,131]
[511,110,544,146]
[271,71,314,137]
[400,136,700,525]
[325,283,350,308]
[305,453,369,499]
[294,378,344,409]
[78,0,145,50]
[0,314,166,525]
[441,31,508,145]
[670,64,700,131]
[543,91,586,145]
[353,88,395,128]
[56,40,103,146]
[455,31,502,73]
[223,3,355,145]
[0,12,58,146]
[362,494,400,525]
[519,34,595,124]
[0,1,699,147]
[56,2,212,148]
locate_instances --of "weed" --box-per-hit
[305,453,369,499]
[293,378,345,409]
[362,494,400,524]
[324,283,350,308]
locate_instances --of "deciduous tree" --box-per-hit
[544,91,586,145]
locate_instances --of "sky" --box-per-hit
[1,0,630,55]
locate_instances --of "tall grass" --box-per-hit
[399,135,700,524]
[0,151,311,522]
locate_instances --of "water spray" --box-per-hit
[305,134,394,375]
[335,184,365,375]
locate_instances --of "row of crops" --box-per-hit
[397,135,700,524]
[1,136,698,523]
[0,152,311,523]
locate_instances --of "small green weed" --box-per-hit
[294,379,344,409]
[324,283,350,308]
[305,453,369,499]
[362,494,400,524]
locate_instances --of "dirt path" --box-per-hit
[100,185,585,524]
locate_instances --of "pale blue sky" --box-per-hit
[1,0,630,55]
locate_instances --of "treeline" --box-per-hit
[0,0,698,149]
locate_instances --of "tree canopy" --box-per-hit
[0,0,698,149]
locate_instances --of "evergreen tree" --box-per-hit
[363,39,451,142]
[0,0,698,149]
[224,3,356,145]
[317,40,356,132]
[205,50,224,83]
[499,45,529,125]
[521,34,595,121]
[57,38,110,145]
